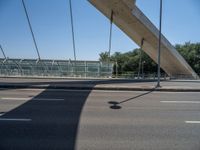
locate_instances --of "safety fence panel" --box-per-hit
[0,59,113,78]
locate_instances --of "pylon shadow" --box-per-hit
[108,89,155,109]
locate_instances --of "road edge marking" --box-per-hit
[160,101,200,104]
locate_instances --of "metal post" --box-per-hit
[138,49,142,79]
[69,0,77,77]
[142,61,145,79]
[115,61,118,78]
[108,10,114,60]
[138,38,144,79]
[99,62,102,77]
[69,0,77,62]
[85,61,87,78]
[157,0,163,87]
[21,0,41,60]
[0,45,8,76]
[142,61,144,79]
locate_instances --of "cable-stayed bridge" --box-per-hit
[89,0,198,79]
[0,0,198,79]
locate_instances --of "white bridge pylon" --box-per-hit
[89,0,198,79]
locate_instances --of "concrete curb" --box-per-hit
[0,84,200,92]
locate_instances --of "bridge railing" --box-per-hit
[112,72,169,80]
[112,72,199,80]
[0,58,113,78]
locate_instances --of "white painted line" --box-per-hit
[12,88,151,93]
[1,97,30,100]
[33,98,64,101]
[0,97,64,101]
[0,113,4,116]
[0,118,31,121]
[185,121,200,124]
[160,101,200,104]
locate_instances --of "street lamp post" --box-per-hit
[115,61,118,78]
[157,0,163,87]
[142,61,145,79]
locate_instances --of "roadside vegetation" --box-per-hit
[99,42,200,76]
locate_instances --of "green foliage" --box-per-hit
[99,42,200,75]
[175,42,200,74]
[99,51,110,62]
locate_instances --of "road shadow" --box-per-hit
[0,80,95,150]
[0,89,90,149]
[0,78,157,88]
[108,89,155,109]
[0,78,156,150]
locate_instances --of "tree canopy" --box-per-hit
[175,42,200,74]
[99,42,200,76]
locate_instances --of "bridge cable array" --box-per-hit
[21,0,41,60]
[69,0,77,62]
[2,1,114,65]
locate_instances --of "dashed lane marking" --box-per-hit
[0,97,64,101]
[0,118,31,121]
[160,101,200,104]
[185,121,200,124]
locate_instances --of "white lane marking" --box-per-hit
[1,97,29,100]
[33,98,64,101]
[0,118,31,121]
[185,121,200,124]
[2,88,152,93]
[160,101,200,104]
[0,113,4,116]
[0,98,64,101]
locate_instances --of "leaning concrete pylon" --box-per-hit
[89,0,199,79]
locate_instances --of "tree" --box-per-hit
[176,42,200,74]
[99,51,110,62]
[99,42,200,76]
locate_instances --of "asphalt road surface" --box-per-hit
[0,88,200,150]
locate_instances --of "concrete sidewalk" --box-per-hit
[0,77,200,92]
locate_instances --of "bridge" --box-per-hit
[0,1,200,150]
[0,0,198,79]
[89,0,199,79]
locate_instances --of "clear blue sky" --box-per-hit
[0,0,200,60]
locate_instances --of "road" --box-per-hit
[0,88,200,150]
[1,77,200,91]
